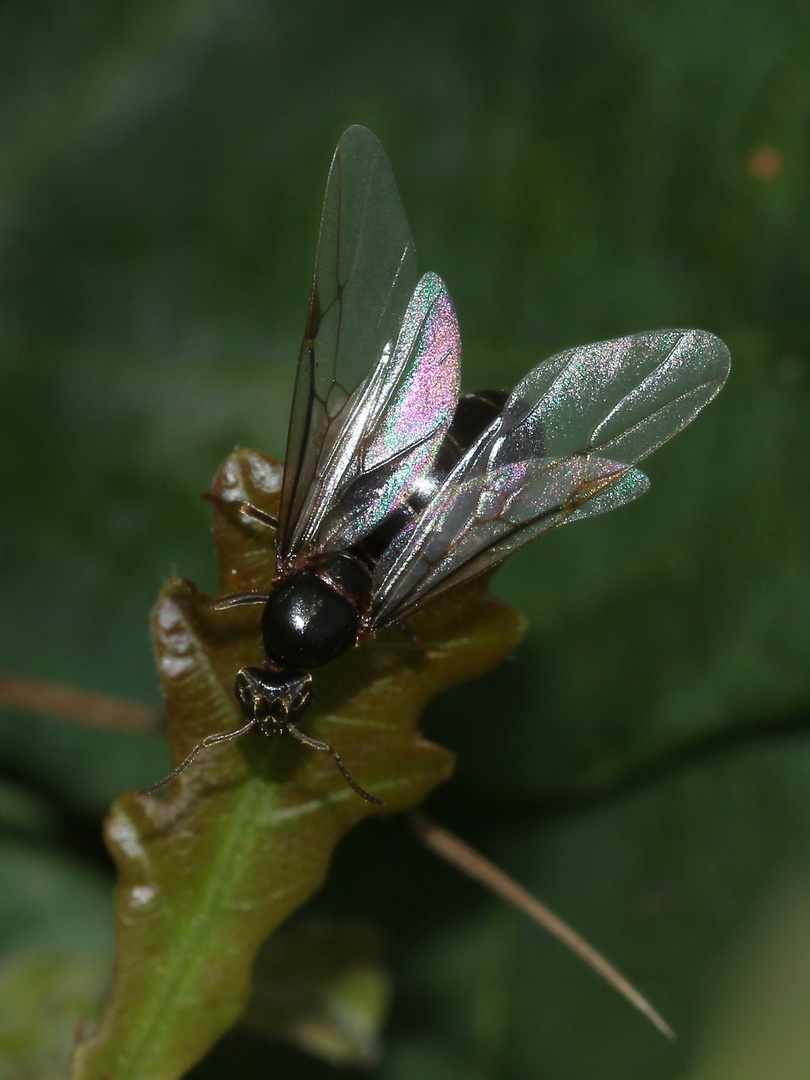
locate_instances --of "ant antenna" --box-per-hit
[136,719,257,796]
[286,722,382,805]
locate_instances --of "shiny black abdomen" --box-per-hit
[355,390,508,564]
[262,571,360,670]
[431,390,508,484]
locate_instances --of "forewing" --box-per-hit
[277,125,418,561]
[501,328,731,466]
[371,328,730,624]
[295,273,462,552]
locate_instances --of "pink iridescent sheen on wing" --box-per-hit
[319,273,461,550]
[364,273,461,470]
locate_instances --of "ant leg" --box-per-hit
[394,621,423,647]
[393,621,439,660]
[286,722,383,806]
[210,593,270,611]
[136,718,257,795]
[203,492,278,531]
[203,495,275,612]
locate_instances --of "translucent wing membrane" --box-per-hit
[289,272,461,553]
[318,272,461,551]
[371,329,730,624]
[277,125,419,561]
[275,130,730,631]
[504,328,730,465]
[186,124,732,814]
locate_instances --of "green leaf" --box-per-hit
[71,449,524,1080]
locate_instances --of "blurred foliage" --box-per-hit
[242,918,392,1067]
[1,0,809,1077]
[0,950,109,1080]
[682,875,810,1080]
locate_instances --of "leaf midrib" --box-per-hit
[112,781,319,1080]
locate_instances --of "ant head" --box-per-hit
[139,665,378,804]
[234,667,313,734]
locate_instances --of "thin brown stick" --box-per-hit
[0,673,164,734]
[410,811,675,1040]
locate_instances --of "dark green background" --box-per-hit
[2,1,809,1077]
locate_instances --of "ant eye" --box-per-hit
[233,671,258,720]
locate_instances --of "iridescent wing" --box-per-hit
[370,329,731,625]
[277,125,423,561]
[294,271,461,554]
